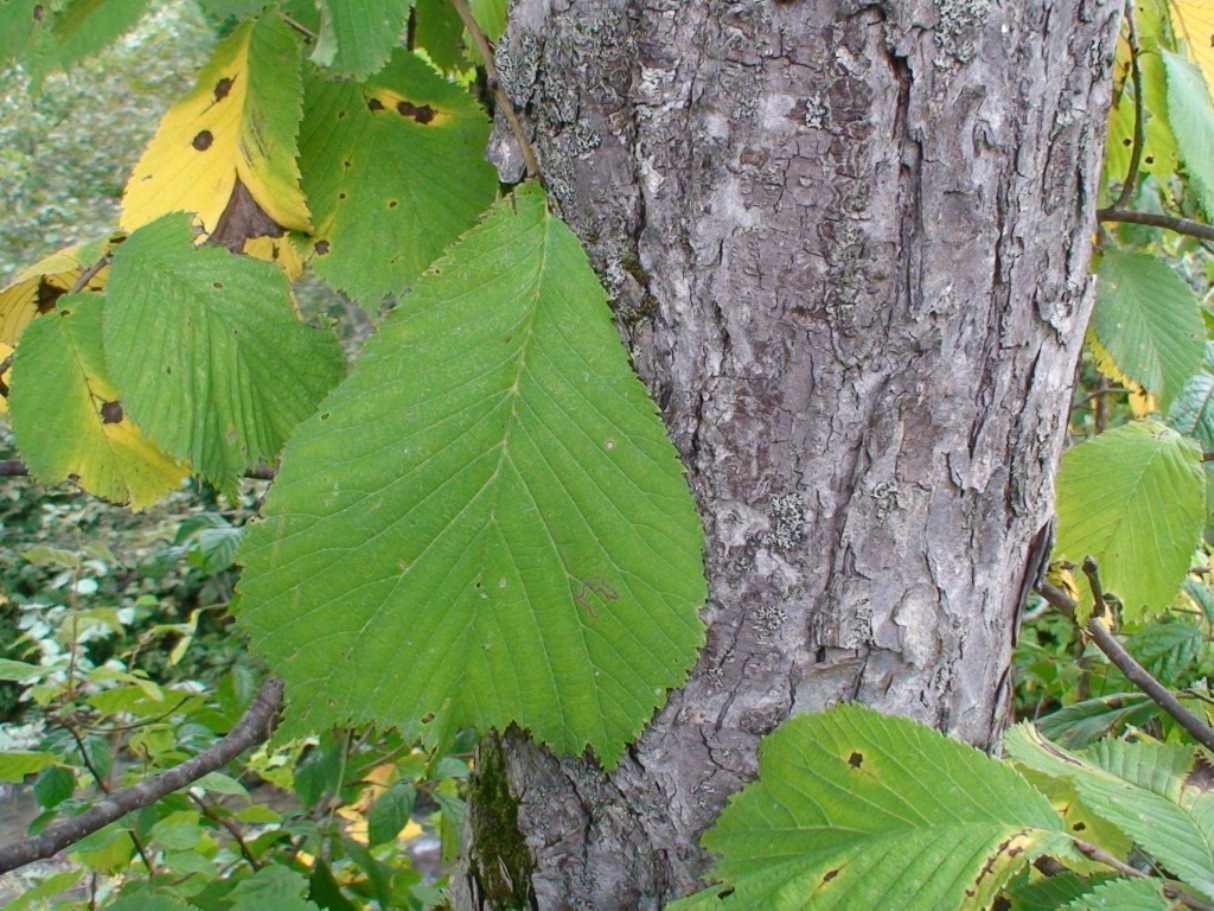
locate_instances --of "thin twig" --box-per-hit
[1074,839,1144,878]
[1097,207,1214,242]
[188,792,261,871]
[0,678,284,875]
[280,15,316,41]
[1036,578,1214,752]
[1111,0,1144,212]
[447,0,542,182]
[68,253,111,297]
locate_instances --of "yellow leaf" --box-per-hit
[243,233,306,281]
[120,18,310,238]
[0,241,109,347]
[1090,334,1158,415]
[1173,0,1214,98]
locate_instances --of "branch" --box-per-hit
[1096,207,1214,242]
[68,253,111,297]
[1035,578,1214,752]
[446,0,542,182]
[0,677,284,875]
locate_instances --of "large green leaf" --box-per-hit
[311,0,415,78]
[299,51,497,307]
[104,214,346,493]
[1054,420,1204,623]
[236,183,706,763]
[1092,251,1204,410]
[1006,725,1214,901]
[669,705,1065,911]
[9,295,187,508]
[1164,49,1214,219]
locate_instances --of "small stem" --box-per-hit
[189,793,261,871]
[280,14,316,41]
[447,0,542,182]
[1074,839,1143,878]
[1036,578,1214,752]
[1097,207,1214,242]
[68,253,111,296]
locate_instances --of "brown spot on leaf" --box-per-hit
[388,200,398,208]
[214,77,233,100]
[193,130,213,151]
[367,97,385,111]
[33,4,44,20]
[213,281,224,289]
[822,869,839,883]
[848,752,863,768]
[1071,821,1087,831]
[314,240,330,255]
[396,100,436,123]
[100,401,123,424]
[1185,752,1214,792]
[337,110,347,119]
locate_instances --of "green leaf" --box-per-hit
[34,765,75,808]
[34,0,153,79]
[0,658,46,682]
[1092,251,1204,410]
[1164,49,1214,219]
[1054,420,1204,623]
[105,890,202,911]
[1005,873,1119,911]
[368,781,416,846]
[413,0,467,71]
[0,0,45,64]
[470,0,507,41]
[1169,342,1214,443]
[229,866,320,911]
[670,705,1065,911]
[299,50,497,307]
[9,296,188,508]
[311,0,415,78]
[1036,693,1156,750]
[1106,50,1180,185]
[1058,877,1168,911]
[1006,726,1214,901]
[237,183,706,764]
[104,213,346,492]
[0,751,55,782]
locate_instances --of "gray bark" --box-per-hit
[455,0,1122,907]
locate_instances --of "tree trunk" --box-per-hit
[454,0,1121,907]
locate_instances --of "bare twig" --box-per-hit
[188,792,261,871]
[0,677,284,875]
[1036,578,1214,752]
[1111,0,1144,212]
[1097,207,1214,242]
[280,15,317,41]
[68,253,111,297]
[447,0,542,182]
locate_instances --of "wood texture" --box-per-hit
[456,0,1122,907]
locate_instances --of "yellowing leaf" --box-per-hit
[121,16,310,238]
[242,233,306,281]
[8,296,188,509]
[0,238,111,346]
[1173,0,1214,98]
[1090,334,1158,415]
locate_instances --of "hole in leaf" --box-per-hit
[193,130,213,151]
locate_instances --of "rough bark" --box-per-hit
[455,0,1122,907]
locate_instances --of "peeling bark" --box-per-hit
[455,1,1122,907]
